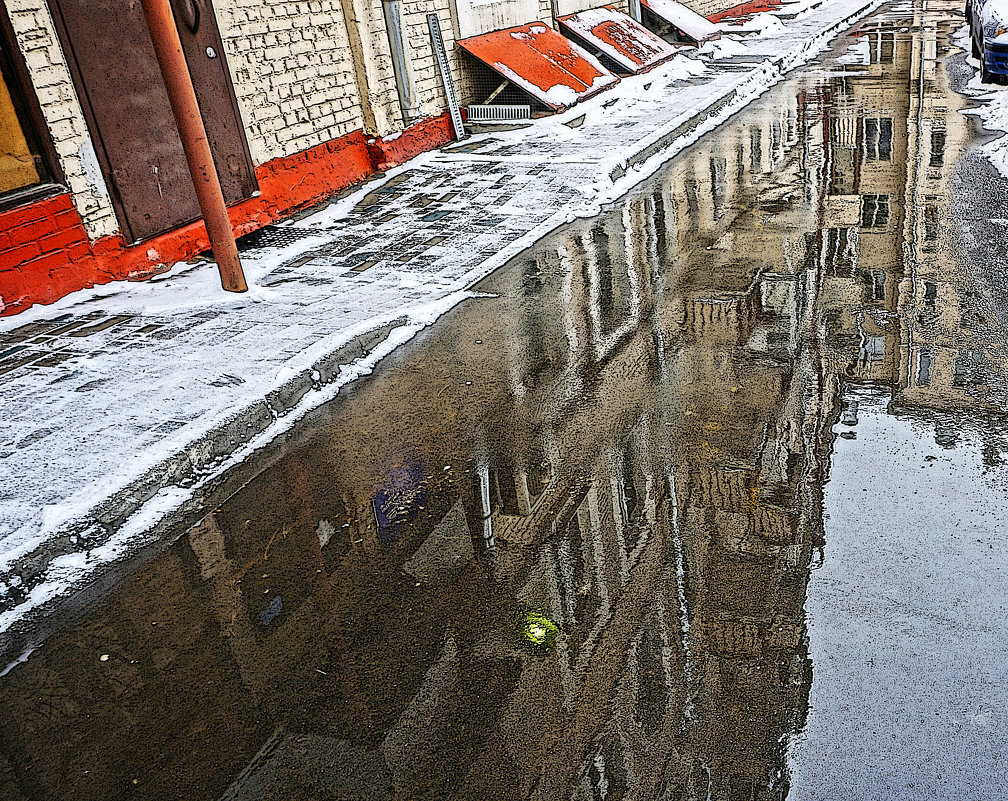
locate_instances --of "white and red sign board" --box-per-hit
[458,22,620,110]
[558,6,680,73]
[640,0,721,43]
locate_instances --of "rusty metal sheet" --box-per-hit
[558,6,679,73]
[458,23,619,110]
[640,0,721,43]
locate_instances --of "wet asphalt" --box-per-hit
[3,0,1008,798]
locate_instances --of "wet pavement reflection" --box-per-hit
[3,1,1007,798]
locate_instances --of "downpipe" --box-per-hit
[140,0,247,292]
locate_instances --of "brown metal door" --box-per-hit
[49,0,257,243]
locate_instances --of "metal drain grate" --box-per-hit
[237,225,323,251]
[465,104,531,122]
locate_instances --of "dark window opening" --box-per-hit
[923,204,939,242]
[874,31,895,63]
[750,126,762,173]
[0,12,61,203]
[929,128,946,168]
[829,146,856,195]
[917,350,932,386]
[823,227,856,274]
[709,156,727,220]
[651,191,667,260]
[863,117,892,160]
[864,270,886,301]
[684,175,700,217]
[860,193,890,228]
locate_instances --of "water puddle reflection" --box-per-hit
[2,1,1006,798]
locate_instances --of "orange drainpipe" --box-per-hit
[140,0,247,292]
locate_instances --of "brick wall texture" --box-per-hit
[215,0,367,163]
[3,0,728,247]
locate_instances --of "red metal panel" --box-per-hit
[558,6,679,73]
[458,23,619,110]
[639,0,721,43]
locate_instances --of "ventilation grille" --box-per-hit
[465,104,532,122]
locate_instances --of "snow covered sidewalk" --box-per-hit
[0,0,882,645]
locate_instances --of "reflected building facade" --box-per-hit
[0,3,983,800]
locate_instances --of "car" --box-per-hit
[968,0,1008,83]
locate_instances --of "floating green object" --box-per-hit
[520,610,560,650]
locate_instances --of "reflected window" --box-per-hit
[829,146,857,195]
[583,735,628,801]
[924,280,938,302]
[860,193,890,227]
[841,397,859,426]
[863,117,893,160]
[864,270,886,301]
[651,191,667,260]
[619,442,647,555]
[709,156,727,220]
[823,227,856,274]
[591,223,634,340]
[923,204,939,242]
[750,126,762,173]
[953,351,984,388]
[488,458,550,517]
[683,175,699,217]
[593,224,614,325]
[929,128,946,168]
[871,31,895,63]
[828,111,858,194]
[917,349,932,386]
[556,498,603,654]
[861,335,886,361]
[633,627,669,734]
[786,101,798,145]
[489,466,521,515]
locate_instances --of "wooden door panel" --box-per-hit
[50,0,256,242]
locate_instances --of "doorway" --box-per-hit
[49,0,257,243]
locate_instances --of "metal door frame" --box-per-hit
[47,0,258,243]
[0,7,66,211]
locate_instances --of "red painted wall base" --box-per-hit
[0,112,454,316]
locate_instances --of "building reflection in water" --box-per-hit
[0,3,983,800]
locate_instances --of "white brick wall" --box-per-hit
[2,0,118,238]
[215,0,369,161]
[687,0,731,16]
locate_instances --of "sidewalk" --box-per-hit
[0,0,881,641]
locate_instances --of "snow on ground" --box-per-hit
[954,23,1008,181]
[0,0,884,641]
[0,290,472,636]
[699,35,751,58]
[740,12,789,33]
